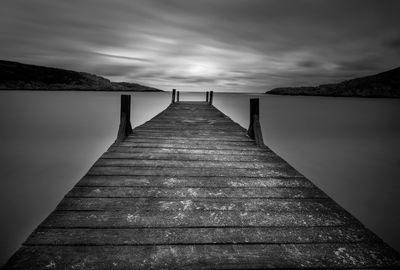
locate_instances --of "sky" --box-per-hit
[1,0,400,92]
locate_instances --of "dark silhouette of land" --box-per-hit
[267,67,400,98]
[0,60,163,91]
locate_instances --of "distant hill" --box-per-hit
[114,82,162,92]
[0,60,163,91]
[266,67,400,98]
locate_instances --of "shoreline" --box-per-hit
[0,89,164,92]
[266,92,400,99]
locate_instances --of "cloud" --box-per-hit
[335,59,380,73]
[384,38,400,55]
[297,61,322,69]
[93,53,150,63]
[1,0,399,91]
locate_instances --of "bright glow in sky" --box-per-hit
[1,0,399,92]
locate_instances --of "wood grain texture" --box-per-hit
[40,210,357,228]
[25,226,378,245]
[76,175,314,188]
[5,101,400,269]
[66,186,327,199]
[6,244,400,269]
[87,166,303,178]
[56,197,339,211]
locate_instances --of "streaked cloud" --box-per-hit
[1,0,399,91]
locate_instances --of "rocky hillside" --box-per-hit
[0,60,162,91]
[267,67,400,98]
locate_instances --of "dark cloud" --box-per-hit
[335,59,380,73]
[92,53,150,63]
[297,61,322,69]
[384,38,400,55]
[1,0,399,91]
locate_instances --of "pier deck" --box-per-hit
[4,100,400,269]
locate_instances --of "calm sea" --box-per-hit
[0,91,399,264]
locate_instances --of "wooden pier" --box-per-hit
[4,92,400,269]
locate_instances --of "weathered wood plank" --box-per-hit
[146,120,235,124]
[158,111,225,115]
[128,132,250,139]
[94,158,287,169]
[154,116,229,119]
[127,134,254,141]
[76,175,314,188]
[122,138,255,146]
[25,226,378,246]
[7,243,399,269]
[131,126,244,132]
[66,187,325,199]
[138,125,244,131]
[159,111,224,115]
[56,197,336,212]
[101,152,281,162]
[130,129,247,136]
[88,166,302,178]
[125,136,253,142]
[140,121,240,126]
[108,147,272,156]
[40,210,356,228]
[116,142,261,150]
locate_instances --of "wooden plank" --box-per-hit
[87,166,303,178]
[128,132,250,139]
[7,243,399,269]
[126,135,253,142]
[159,110,224,114]
[25,226,379,246]
[94,159,287,169]
[140,120,239,125]
[66,187,325,199]
[125,135,254,142]
[108,147,272,156]
[138,124,244,130]
[101,152,281,162]
[140,118,243,124]
[56,197,338,212]
[130,129,247,136]
[139,119,240,123]
[146,119,235,124]
[122,138,255,145]
[154,115,229,119]
[116,142,262,150]
[76,175,314,188]
[154,116,229,120]
[153,115,229,119]
[39,210,356,228]
[134,126,246,132]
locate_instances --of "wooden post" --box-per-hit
[177,91,180,102]
[172,89,176,103]
[116,95,133,142]
[209,91,214,105]
[247,98,264,146]
[206,91,209,102]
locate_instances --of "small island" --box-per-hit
[266,67,400,98]
[0,60,163,92]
